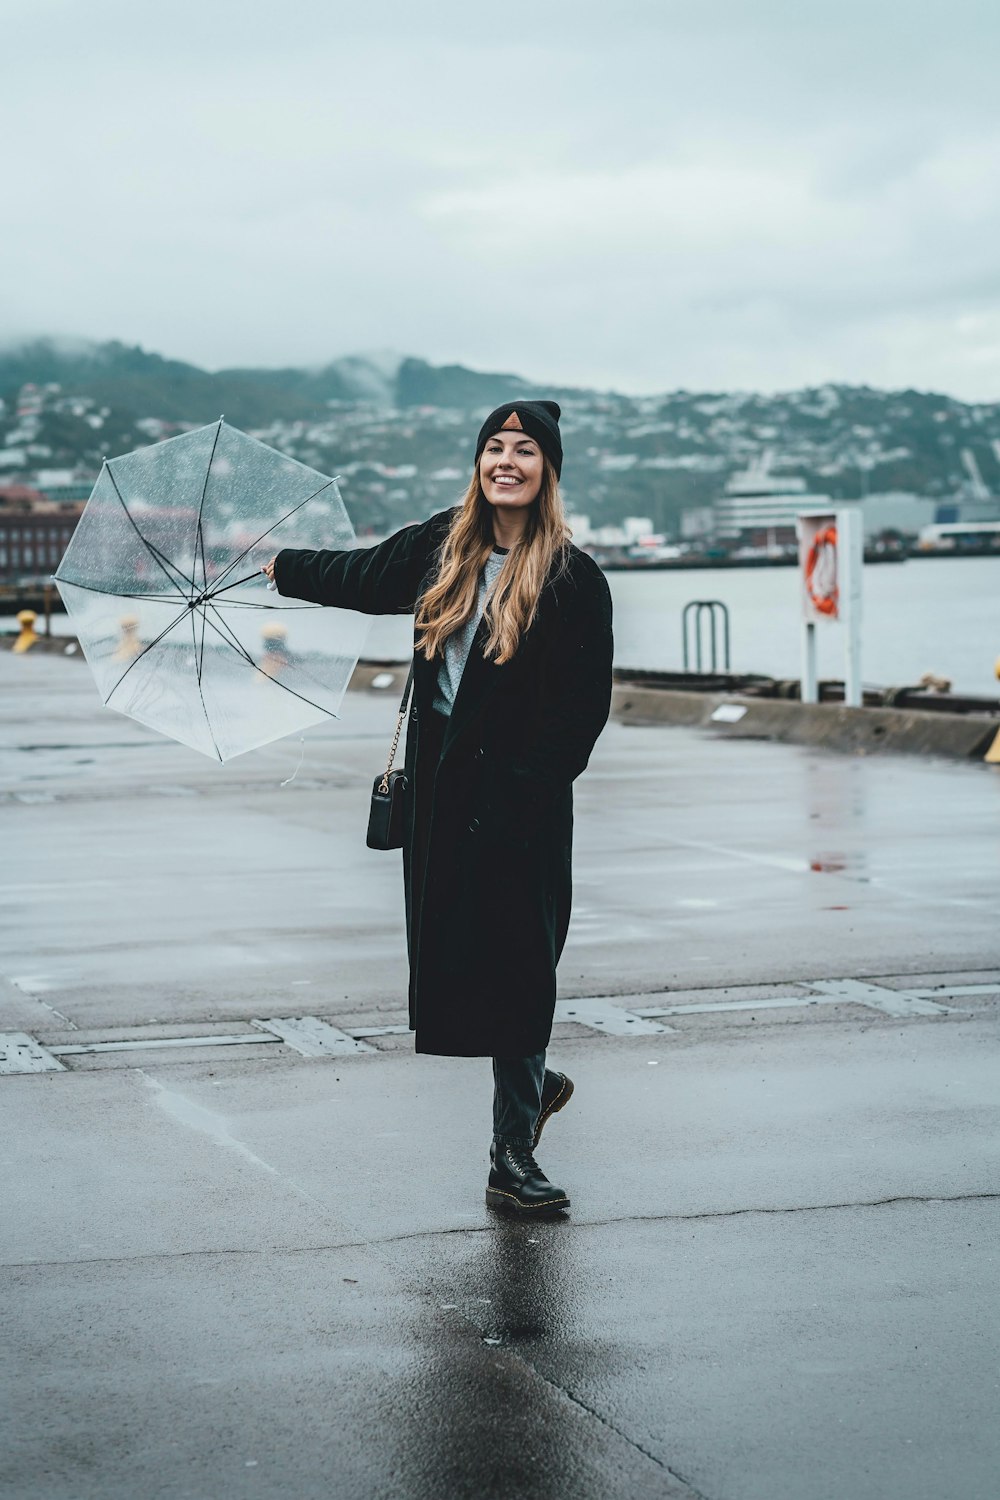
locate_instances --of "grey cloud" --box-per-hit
[3,0,1000,398]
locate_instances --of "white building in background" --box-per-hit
[567,514,654,548]
[33,468,76,489]
[623,516,654,542]
[714,456,833,536]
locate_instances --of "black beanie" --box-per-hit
[474,400,563,480]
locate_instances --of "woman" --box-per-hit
[264,400,613,1214]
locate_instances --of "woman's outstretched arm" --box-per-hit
[265,510,453,615]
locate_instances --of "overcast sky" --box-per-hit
[3,0,1000,399]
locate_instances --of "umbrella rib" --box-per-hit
[210,568,276,596]
[53,576,316,609]
[53,575,186,605]
[206,477,338,595]
[197,523,209,599]
[207,598,322,610]
[202,604,340,720]
[202,605,260,672]
[104,462,197,596]
[190,610,222,762]
[198,601,208,684]
[103,602,192,707]
[207,604,350,714]
[194,418,223,598]
[192,605,204,688]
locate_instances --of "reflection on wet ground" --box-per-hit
[466,1216,575,1347]
[372,1217,692,1500]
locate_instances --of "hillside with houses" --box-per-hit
[2,340,999,567]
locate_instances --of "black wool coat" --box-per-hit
[274,509,614,1059]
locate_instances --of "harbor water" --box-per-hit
[4,555,998,697]
[607,554,1000,696]
[329,554,1000,696]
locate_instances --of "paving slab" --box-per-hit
[3,1019,998,1500]
[2,649,1000,1500]
[3,654,1000,1038]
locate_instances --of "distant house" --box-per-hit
[0,484,85,581]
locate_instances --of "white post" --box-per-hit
[801,620,818,703]
[839,507,864,707]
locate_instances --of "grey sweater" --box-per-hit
[432,548,508,716]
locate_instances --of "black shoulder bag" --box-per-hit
[366,664,414,850]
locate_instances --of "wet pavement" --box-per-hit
[2,651,999,1500]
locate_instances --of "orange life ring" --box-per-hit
[805,524,839,616]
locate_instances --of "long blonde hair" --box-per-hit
[415,458,570,665]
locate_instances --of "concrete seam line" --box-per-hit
[405,1251,711,1497]
[569,1190,1000,1231]
[8,1190,997,1274]
[519,1364,710,1500]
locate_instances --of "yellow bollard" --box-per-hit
[260,621,289,679]
[113,615,143,662]
[12,610,39,654]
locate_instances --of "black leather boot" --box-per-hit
[486,1142,570,1214]
[532,1069,574,1148]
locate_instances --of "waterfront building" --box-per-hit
[0,485,84,581]
[714,458,834,545]
[917,520,1000,554]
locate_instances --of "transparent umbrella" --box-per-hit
[54,419,370,761]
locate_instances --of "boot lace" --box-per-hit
[504,1144,542,1178]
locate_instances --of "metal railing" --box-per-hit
[682,599,731,673]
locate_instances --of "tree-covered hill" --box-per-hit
[2,338,999,534]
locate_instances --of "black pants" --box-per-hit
[492,1050,547,1148]
[417,707,547,1148]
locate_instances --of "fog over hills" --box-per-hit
[2,339,999,534]
[0,339,540,427]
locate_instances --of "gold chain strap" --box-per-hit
[378,666,413,795]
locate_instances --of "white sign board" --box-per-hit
[795,509,864,707]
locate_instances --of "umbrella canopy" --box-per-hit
[55,419,370,761]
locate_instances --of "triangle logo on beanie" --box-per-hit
[500,410,524,430]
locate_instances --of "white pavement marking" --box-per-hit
[50,1034,282,1056]
[656,835,810,875]
[8,974,62,993]
[0,1032,66,1073]
[252,1016,376,1055]
[138,1073,330,1212]
[806,979,953,1017]
[633,996,836,1018]
[650,835,987,909]
[553,999,676,1035]
[5,975,984,1079]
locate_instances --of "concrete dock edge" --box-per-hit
[612,684,999,760]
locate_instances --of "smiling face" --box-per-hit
[479,430,544,516]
